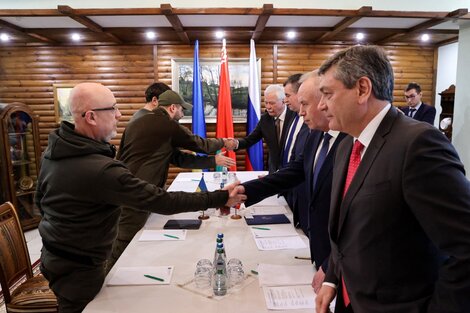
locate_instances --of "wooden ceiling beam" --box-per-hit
[161,3,190,45]
[0,19,56,43]
[252,4,273,42]
[314,6,372,43]
[375,8,468,45]
[436,36,459,46]
[57,5,123,44]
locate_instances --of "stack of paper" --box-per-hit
[250,225,307,250]
[257,263,315,310]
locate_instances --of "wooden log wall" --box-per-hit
[0,44,435,185]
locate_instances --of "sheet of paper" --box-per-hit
[258,264,314,286]
[254,236,307,251]
[250,224,299,238]
[249,205,287,215]
[108,266,174,286]
[138,229,187,241]
[263,285,315,310]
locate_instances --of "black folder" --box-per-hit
[163,219,202,230]
[244,214,290,225]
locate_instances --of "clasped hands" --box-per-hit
[223,138,239,151]
[223,182,246,207]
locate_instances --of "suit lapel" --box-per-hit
[337,107,398,238]
[305,131,323,196]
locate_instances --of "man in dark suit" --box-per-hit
[281,73,310,233]
[315,45,470,313]
[239,71,346,293]
[235,84,296,173]
[399,82,436,125]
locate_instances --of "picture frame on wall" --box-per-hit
[171,58,261,123]
[53,83,75,123]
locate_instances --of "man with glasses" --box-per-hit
[400,82,436,125]
[35,83,245,313]
[108,89,236,271]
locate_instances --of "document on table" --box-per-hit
[263,285,315,310]
[254,236,307,250]
[257,264,314,286]
[138,229,187,241]
[107,266,174,286]
[250,224,299,238]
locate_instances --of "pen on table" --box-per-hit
[164,234,180,239]
[294,256,311,260]
[252,227,270,230]
[251,270,258,275]
[144,274,164,282]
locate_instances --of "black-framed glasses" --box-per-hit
[404,94,417,100]
[81,104,117,117]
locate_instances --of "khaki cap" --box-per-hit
[158,90,193,110]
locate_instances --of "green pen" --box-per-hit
[252,227,270,230]
[144,274,164,282]
[251,270,259,275]
[164,234,180,239]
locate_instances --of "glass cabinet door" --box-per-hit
[0,103,42,230]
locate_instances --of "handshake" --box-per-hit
[223,182,247,208]
[223,138,239,151]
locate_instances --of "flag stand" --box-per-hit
[230,203,242,220]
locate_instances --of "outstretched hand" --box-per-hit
[223,181,246,207]
[215,151,236,167]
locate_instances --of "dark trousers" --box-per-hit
[107,207,150,273]
[40,249,105,313]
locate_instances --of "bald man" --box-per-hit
[35,83,245,313]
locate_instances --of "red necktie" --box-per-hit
[341,139,364,306]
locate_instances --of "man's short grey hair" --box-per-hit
[318,45,394,103]
[264,84,285,101]
[299,70,319,84]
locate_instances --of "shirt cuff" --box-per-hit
[322,282,337,289]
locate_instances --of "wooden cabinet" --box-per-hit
[0,102,42,230]
[438,85,455,141]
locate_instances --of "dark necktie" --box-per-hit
[409,108,416,118]
[312,132,332,187]
[341,139,364,307]
[282,115,300,166]
[275,117,281,145]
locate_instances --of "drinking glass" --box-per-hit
[227,258,244,288]
[194,259,213,289]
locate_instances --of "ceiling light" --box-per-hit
[421,34,430,42]
[146,31,156,39]
[287,31,296,39]
[0,33,9,42]
[71,33,81,41]
[215,31,224,39]
[355,32,365,41]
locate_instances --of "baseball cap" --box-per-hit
[158,90,193,110]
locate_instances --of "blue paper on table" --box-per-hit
[244,214,290,225]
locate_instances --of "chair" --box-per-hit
[0,201,57,313]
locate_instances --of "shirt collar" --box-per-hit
[410,102,422,111]
[277,106,287,121]
[356,103,391,150]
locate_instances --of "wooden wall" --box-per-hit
[0,44,436,184]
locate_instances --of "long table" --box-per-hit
[84,171,314,313]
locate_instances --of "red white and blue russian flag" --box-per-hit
[245,39,263,171]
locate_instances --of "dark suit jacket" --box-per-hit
[243,130,347,271]
[399,102,436,125]
[238,108,296,173]
[282,123,309,234]
[326,106,470,313]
